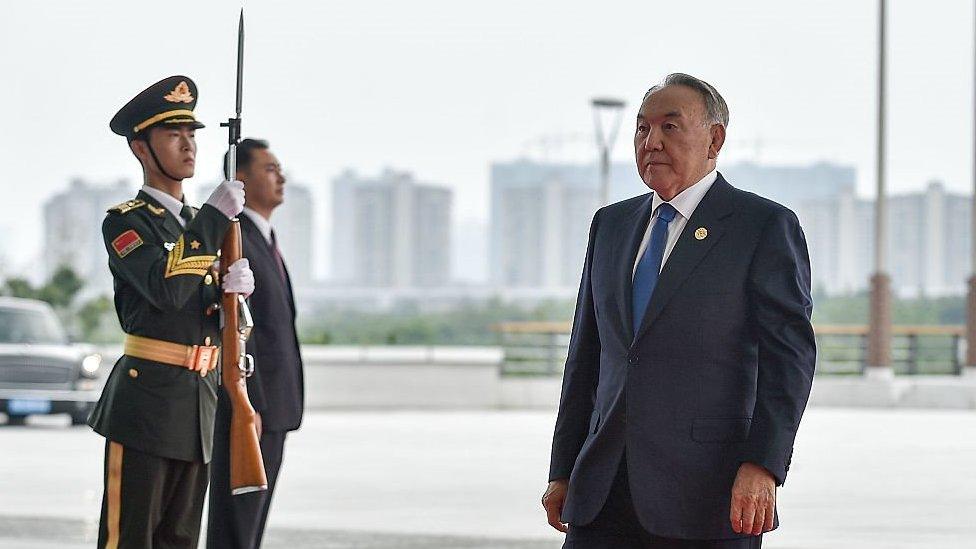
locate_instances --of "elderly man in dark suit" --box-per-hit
[208,139,305,549]
[542,73,816,548]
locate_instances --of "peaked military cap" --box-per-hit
[110,75,205,138]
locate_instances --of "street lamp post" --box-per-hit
[867,0,893,376]
[592,97,626,207]
[967,1,976,377]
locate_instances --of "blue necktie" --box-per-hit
[632,203,677,335]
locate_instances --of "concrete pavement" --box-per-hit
[0,408,973,548]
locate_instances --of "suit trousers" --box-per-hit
[206,416,287,549]
[563,455,762,549]
[97,440,209,548]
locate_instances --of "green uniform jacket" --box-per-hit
[89,190,230,463]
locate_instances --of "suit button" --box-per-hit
[628,355,639,365]
[128,368,139,378]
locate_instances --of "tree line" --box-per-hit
[2,268,968,345]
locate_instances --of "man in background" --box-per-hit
[208,138,305,549]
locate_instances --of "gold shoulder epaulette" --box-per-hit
[107,199,147,214]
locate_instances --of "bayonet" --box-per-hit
[221,9,245,180]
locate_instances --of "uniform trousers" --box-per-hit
[97,440,209,548]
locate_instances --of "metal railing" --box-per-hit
[814,325,963,376]
[493,322,966,376]
[493,322,572,376]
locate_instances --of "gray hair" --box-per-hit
[644,73,729,128]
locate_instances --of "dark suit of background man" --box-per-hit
[542,73,816,549]
[208,139,306,549]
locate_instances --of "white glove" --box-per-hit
[206,180,245,219]
[222,258,254,297]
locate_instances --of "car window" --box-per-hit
[0,307,69,345]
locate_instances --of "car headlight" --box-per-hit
[81,354,102,377]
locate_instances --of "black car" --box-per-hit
[0,297,105,425]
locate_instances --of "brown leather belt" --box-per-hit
[123,334,218,377]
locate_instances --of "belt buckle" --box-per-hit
[198,345,218,377]
[186,344,218,377]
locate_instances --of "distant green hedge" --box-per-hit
[299,292,969,346]
[5,267,969,346]
[810,291,965,326]
[298,298,575,346]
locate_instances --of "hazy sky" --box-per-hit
[2,0,974,278]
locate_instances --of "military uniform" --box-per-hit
[91,76,230,548]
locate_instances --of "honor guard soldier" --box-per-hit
[89,75,255,548]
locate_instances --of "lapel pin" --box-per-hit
[694,227,708,240]
[163,242,176,251]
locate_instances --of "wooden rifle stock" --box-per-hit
[220,220,268,495]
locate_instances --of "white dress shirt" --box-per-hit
[140,185,189,228]
[632,169,717,278]
[242,207,274,245]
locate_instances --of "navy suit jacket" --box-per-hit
[549,174,816,539]
[231,215,305,432]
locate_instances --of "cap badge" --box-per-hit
[164,81,194,103]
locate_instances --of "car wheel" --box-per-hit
[6,415,27,426]
[70,412,90,426]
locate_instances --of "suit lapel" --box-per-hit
[137,190,183,239]
[614,194,655,340]
[241,215,275,273]
[240,215,295,315]
[279,257,297,316]
[632,176,736,344]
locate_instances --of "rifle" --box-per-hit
[220,9,268,496]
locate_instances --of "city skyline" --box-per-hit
[29,158,976,303]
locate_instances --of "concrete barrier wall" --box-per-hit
[95,345,976,410]
[302,346,502,409]
[301,347,976,410]
[808,375,976,409]
[496,374,976,410]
